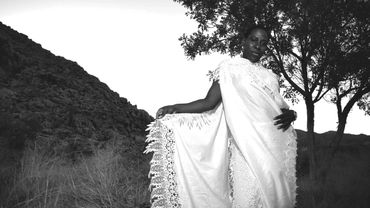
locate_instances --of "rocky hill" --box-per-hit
[0,21,153,155]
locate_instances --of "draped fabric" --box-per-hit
[145,57,297,208]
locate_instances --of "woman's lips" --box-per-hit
[251,51,261,57]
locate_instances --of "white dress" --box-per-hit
[145,57,297,208]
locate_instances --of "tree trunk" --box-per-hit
[320,113,348,177]
[319,112,348,208]
[328,90,364,162]
[330,114,347,156]
[305,98,317,207]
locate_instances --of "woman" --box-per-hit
[145,25,297,208]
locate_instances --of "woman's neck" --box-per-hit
[240,55,260,64]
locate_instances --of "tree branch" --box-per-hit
[270,52,306,96]
[342,86,370,116]
[334,86,342,117]
[338,86,362,99]
[314,88,330,103]
[310,67,325,93]
[288,50,302,62]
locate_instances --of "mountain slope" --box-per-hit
[0,21,153,153]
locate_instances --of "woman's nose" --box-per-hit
[255,43,260,50]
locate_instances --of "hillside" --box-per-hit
[0,21,153,155]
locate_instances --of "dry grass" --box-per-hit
[1,132,369,208]
[296,145,370,208]
[0,139,150,208]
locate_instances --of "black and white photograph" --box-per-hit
[0,0,369,207]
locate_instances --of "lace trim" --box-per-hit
[177,114,211,129]
[144,120,181,208]
[160,113,212,130]
[284,128,298,207]
[228,138,234,204]
[241,59,297,206]
[229,140,263,208]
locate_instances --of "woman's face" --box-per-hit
[242,28,269,63]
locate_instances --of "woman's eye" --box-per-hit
[250,37,258,41]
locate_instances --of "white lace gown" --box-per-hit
[145,57,297,208]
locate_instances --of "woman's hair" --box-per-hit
[242,25,270,39]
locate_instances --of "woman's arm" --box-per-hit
[156,81,221,118]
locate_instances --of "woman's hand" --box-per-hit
[273,109,297,131]
[156,105,178,119]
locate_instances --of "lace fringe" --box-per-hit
[144,109,296,208]
[228,138,234,204]
[229,140,263,208]
[159,113,212,130]
[177,114,211,129]
[245,60,298,207]
[144,120,181,208]
[144,114,212,207]
[240,61,298,207]
[284,128,298,207]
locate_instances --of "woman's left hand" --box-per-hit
[273,109,297,131]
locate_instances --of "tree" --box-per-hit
[318,2,369,198]
[327,0,369,154]
[173,0,369,206]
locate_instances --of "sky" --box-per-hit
[0,0,369,135]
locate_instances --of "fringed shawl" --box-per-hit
[145,57,297,208]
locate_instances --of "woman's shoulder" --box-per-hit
[265,68,280,80]
[254,63,279,79]
[207,58,235,81]
[216,58,235,68]
[213,57,249,74]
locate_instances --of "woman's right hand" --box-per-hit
[156,105,178,119]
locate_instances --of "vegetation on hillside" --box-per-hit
[0,135,151,208]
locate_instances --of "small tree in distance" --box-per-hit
[322,0,369,176]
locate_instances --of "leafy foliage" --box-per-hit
[174,0,369,106]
